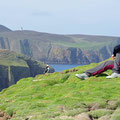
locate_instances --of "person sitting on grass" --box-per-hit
[75,44,120,80]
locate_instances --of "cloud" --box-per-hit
[31,11,53,17]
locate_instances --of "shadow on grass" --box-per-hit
[96,73,108,77]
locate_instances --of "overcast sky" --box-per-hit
[0,0,120,36]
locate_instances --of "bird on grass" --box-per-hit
[44,65,50,74]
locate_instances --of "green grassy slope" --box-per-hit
[0,49,45,68]
[0,50,28,67]
[55,35,118,50]
[0,61,120,119]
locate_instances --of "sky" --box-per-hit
[0,0,120,36]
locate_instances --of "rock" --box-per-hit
[107,101,117,106]
[57,105,66,112]
[0,112,4,117]
[110,108,120,120]
[0,118,5,120]
[106,101,117,110]
[89,109,113,119]
[74,113,91,120]
[59,116,73,119]
[98,115,111,120]
[0,110,11,120]
[0,116,7,120]
[2,116,7,120]
[90,103,101,111]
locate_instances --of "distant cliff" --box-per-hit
[0,50,54,90]
[0,25,12,32]
[0,25,120,64]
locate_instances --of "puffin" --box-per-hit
[44,65,50,74]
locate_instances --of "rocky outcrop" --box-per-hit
[0,50,54,91]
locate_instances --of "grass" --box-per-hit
[0,49,46,71]
[0,50,28,67]
[54,40,111,50]
[89,109,113,118]
[0,62,120,119]
[53,36,117,51]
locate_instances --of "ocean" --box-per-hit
[49,64,82,72]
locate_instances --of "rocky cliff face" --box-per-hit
[28,43,113,64]
[0,26,119,64]
[0,50,54,91]
[40,47,90,64]
[0,37,114,64]
[0,65,9,90]
[0,65,30,90]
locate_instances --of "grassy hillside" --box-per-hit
[55,35,118,50]
[0,49,28,67]
[0,61,120,120]
[0,49,46,68]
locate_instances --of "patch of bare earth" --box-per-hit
[0,110,11,120]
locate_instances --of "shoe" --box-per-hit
[106,73,120,79]
[75,73,89,80]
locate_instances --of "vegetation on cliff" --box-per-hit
[0,61,120,120]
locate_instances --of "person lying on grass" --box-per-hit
[76,44,120,80]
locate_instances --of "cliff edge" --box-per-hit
[0,50,54,90]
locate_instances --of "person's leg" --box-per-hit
[85,60,114,76]
[76,60,114,80]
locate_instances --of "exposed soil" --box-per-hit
[0,110,12,120]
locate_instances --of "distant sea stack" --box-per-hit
[0,49,54,91]
[0,25,120,64]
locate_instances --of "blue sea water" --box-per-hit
[49,64,82,72]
